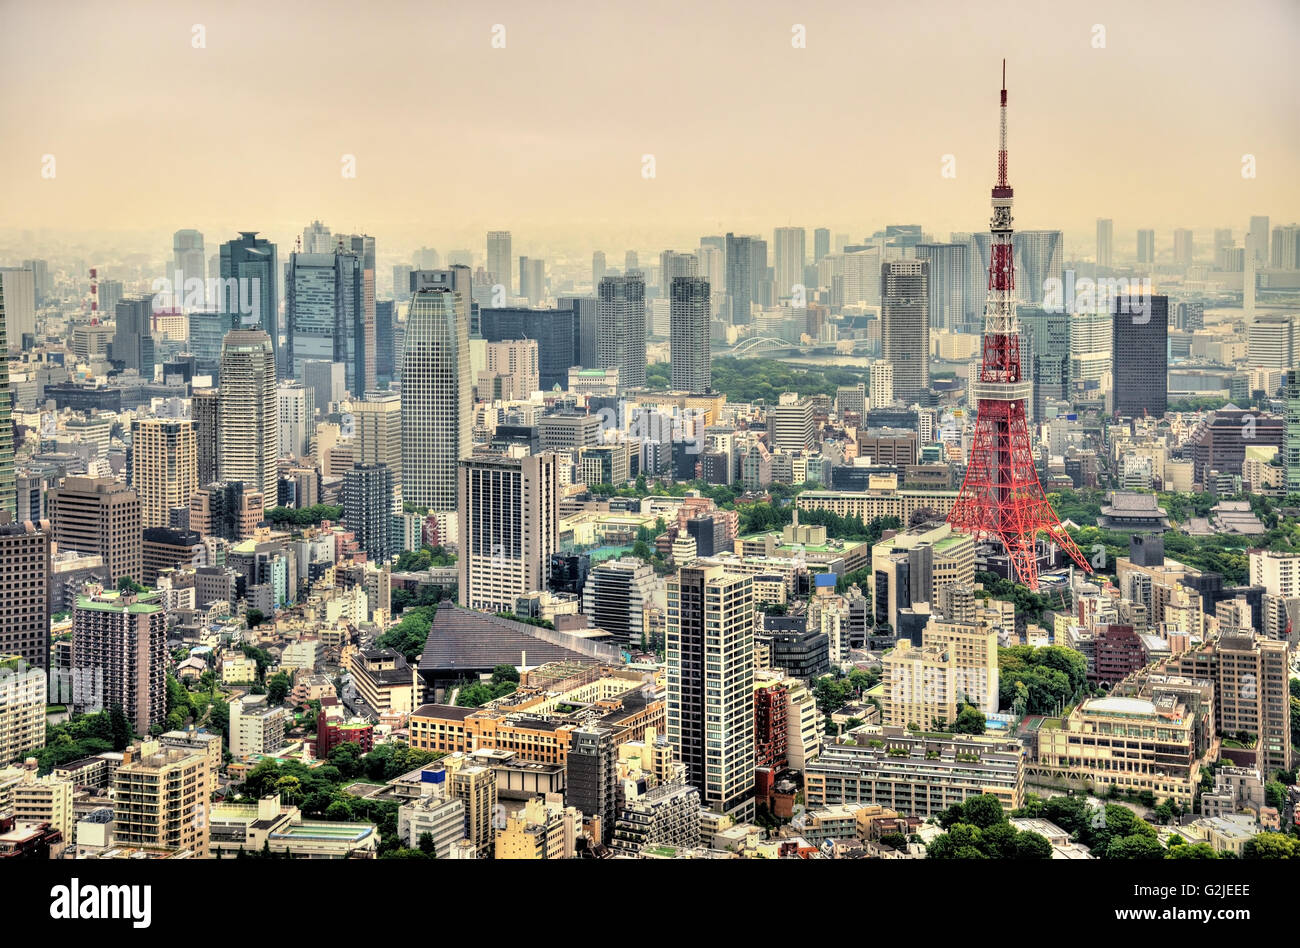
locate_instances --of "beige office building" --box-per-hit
[47,476,143,584]
[218,330,279,510]
[113,741,212,856]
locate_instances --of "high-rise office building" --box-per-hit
[1018,305,1071,421]
[302,219,333,253]
[285,250,366,393]
[192,388,220,485]
[1014,231,1064,308]
[73,588,167,735]
[558,296,598,370]
[130,418,198,528]
[1173,228,1194,266]
[518,256,546,307]
[458,452,558,612]
[625,250,639,273]
[113,298,156,380]
[724,233,754,324]
[1249,216,1270,266]
[487,231,513,295]
[592,251,607,289]
[375,299,395,387]
[669,276,711,393]
[1096,218,1113,268]
[773,227,806,301]
[339,234,377,394]
[567,726,618,845]
[219,232,279,376]
[769,394,814,452]
[1247,314,1299,369]
[814,227,831,264]
[344,463,397,562]
[581,557,656,647]
[350,391,403,500]
[402,268,471,513]
[659,251,698,298]
[915,243,970,332]
[276,381,314,459]
[0,267,36,355]
[47,476,142,584]
[21,258,49,308]
[881,260,930,400]
[1272,224,1300,270]
[0,518,51,669]
[218,330,279,510]
[666,565,755,821]
[1112,294,1169,417]
[477,307,575,390]
[0,281,15,517]
[1137,228,1156,265]
[172,230,205,295]
[597,273,647,390]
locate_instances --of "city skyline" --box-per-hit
[2,1,1298,255]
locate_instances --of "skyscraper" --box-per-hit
[581,557,656,647]
[1018,305,1071,421]
[881,260,930,400]
[1096,218,1113,268]
[191,388,220,486]
[478,306,575,390]
[285,249,366,393]
[172,230,206,301]
[77,587,164,742]
[0,518,51,670]
[666,565,755,821]
[1173,228,1194,266]
[338,233,377,394]
[1014,231,1064,307]
[915,243,970,332]
[773,226,806,301]
[302,219,333,253]
[669,276,711,393]
[659,251,698,297]
[218,330,279,510]
[597,273,647,390]
[486,231,512,296]
[457,452,558,613]
[1112,294,1169,417]
[0,267,36,356]
[219,232,279,375]
[724,233,753,324]
[1249,215,1270,267]
[344,463,396,562]
[131,418,198,528]
[402,268,471,514]
[47,476,142,584]
[814,227,831,263]
[113,298,156,380]
[558,296,598,370]
[276,381,314,459]
[518,256,545,306]
[1284,370,1300,494]
[1271,224,1300,269]
[0,280,15,517]
[1137,229,1156,265]
[375,299,395,387]
[592,251,606,289]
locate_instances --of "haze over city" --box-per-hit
[2,0,1298,257]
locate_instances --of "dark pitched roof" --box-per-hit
[417,605,609,674]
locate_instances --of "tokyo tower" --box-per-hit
[946,61,1092,590]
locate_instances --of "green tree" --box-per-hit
[1166,842,1219,859]
[418,831,436,856]
[267,672,292,706]
[954,705,986,735]
[1106,834,1166,860]
[1243,832,1298,859]
[1014,831,1053,859]
[961,793,1004,829]
[246,609,265,628]
[108,704,132,751]
[117,576,147,594]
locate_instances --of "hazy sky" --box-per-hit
[2,0,1297,257]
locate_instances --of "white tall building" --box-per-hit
[773,227,807,301]
[869,360,894,409]
[881,260,930,400]
[458,452,558,613]
[302,219,333,253]
[1096,218,1113,268]
[1248,314,1299,369]
[277,381,313,459]
[219,330,279,509]
[402,268,471,513]
[0,268,35,355]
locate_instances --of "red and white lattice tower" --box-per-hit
[946,62,1091,590]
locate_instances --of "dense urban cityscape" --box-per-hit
[0,2,1297,928]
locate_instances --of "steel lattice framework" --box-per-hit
[947,62,1091,590]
